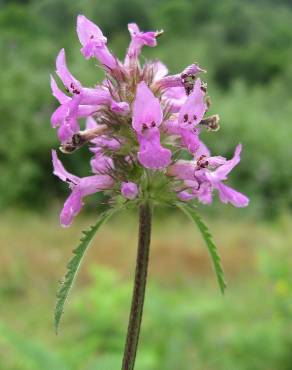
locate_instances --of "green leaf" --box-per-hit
[176,203,227,293]
[54,208,116,333]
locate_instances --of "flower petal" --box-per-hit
[60,174,114,227]
[121,182,139,199]
[50,75,70,104]
[178,78,207,128]
[90,154,114,174]
[215,182,249,207]
[152,61,168,82]
[77,15,106,46]
[212,144,242,180]
[137,127,171,169]
[56,49,82,94]
[125,23,158,65]
[52,150,79,184]
[60,187,83,227]
[132,81,163,132]
[77,15,117,68]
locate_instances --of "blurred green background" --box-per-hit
[1,0,292,369]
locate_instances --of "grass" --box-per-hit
[0,208,292,369]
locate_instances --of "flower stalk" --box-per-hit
[122,202,152,370]
[50,14,249,364]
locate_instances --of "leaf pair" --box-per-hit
[54,203,226,333]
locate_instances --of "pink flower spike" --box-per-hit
[132,81,163,133]
[77,15,117,69]
[137,128,171,169]
[121,182,139,200]
[178,78,207,128]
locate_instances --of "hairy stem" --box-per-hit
[121,202,152,370]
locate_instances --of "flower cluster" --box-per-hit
[50,15,249,227]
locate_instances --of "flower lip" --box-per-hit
[77,15,107,46]
[132,81,163,133]
[178,78,207,128]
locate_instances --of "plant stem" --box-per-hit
[121,202,152,370]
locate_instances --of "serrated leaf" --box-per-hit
[54,209,116,333]
[176,203,227,293]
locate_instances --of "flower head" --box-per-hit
[50,15,248,226]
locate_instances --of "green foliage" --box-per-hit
[55,209,115,332]
[0,322,68,370]
[177,203,226,293]
[1,224,292,370]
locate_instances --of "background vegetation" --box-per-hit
[1,0,292,214]
[1,0,292,369]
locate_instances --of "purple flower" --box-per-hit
[155,63,205,93]
[163,87,187,113]
[137,127,172,169]
[50,15,249,227]
[52,150,114,227]
[125,23,160,66]
[168,144,249,207]
[50,50,129,142]
[133,82,171,169]
[55,49,129,110]
[121,182,139,200]
[178,79,207,128]
[77,15,118,70]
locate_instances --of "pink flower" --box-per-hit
[178,79,207,128]
[50,15,249,227]
[121,182,139,199]
[77,15,118,70]
[52,150,114,227]
[168,144,249,207]
[50,49,129,142]
[125,23,160,66]
[132,82,171,169]
[156,63,205,92]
